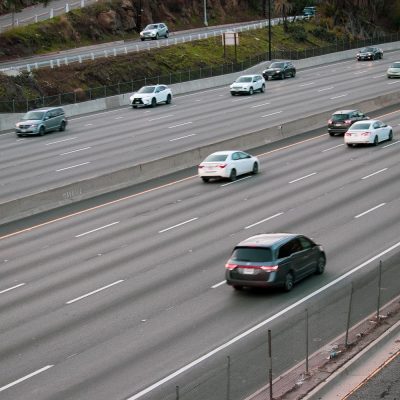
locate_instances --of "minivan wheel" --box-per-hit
[59,121,66,132]
[283,272,294,292]
[233,285,243,291]
[229,169,237,181]
[38,126,45,136]
[315,256,326,275]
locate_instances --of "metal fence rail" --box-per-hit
[131,250,400,400]
[1,31,399,114]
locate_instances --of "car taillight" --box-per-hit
[361,132,370,136]
[198,165,204,168]
[345,132,351,136]
[344,120,352,124]
[225,263,237,270]
[328,119,332,124]
[218,164,227,169]
[260,265,279,272]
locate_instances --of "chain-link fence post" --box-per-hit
[345,282,354,348]
[268,329,273,400]
[377,260,382,321]
[305,308,309,374]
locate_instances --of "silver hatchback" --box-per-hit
[16,107,67,137]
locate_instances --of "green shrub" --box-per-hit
[287,24,307,41]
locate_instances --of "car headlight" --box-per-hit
[129,95,134,102]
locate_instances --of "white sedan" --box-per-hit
[130,85,172,108]
[230,74,265,95]
[344,120,393,146]
[198,151,260,182]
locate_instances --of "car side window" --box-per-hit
[232,152,240,161]
[278,240,301,258]
[298,236,313,250]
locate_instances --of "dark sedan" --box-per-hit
[262,61,296,80]
[356,46,383,61]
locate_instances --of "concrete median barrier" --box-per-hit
[2,88,400,224]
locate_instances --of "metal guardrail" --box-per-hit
[0,0,98,32]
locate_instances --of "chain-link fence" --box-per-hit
[1,31,400,114]
[129,250,400,400]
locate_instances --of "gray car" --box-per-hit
[15,107,67,137]
[225,233,326,291]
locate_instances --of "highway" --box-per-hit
[0,103,400,399]
[1,52,400,206]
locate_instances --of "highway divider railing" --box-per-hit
[141,254,400,400]
[1,32,400,113]
[0,0,98,33]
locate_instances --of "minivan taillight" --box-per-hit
[344,119,352,124]
[260,265,279,272]
[225,263,237,270]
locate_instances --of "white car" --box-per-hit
[130,85,172,108]
[230,74,265,96]
[344,120,393,146]
[140,23,169,41]
[198,151,260,182]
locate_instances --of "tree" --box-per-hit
[274,0,294,31]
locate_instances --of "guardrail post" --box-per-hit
[113,48,117,56]
[345,282,354,347]
[50,9,54,18]
[66,3,69,13]
[377,260,382,320]
[81,0,85,7]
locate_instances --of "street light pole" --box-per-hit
[204,0,208,26]
[268,0,272,60]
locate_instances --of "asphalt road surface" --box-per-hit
[2,51,400,205]
[0,108,400,399]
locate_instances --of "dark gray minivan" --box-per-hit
[225,233,326,291]
[15,107,67,137]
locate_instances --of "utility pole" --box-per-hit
[268,0,272,60]
[204,0,208,26]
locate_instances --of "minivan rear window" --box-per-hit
[332,114,350,121]
[231,247,273,263]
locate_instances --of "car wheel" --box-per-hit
[231,92,236,96]
[59,121,66,132]
[280,72,285,79]
[233,285,243,291]
[166,94,172,104]
[151,98,157,107]
[153,33,159,40]
[132,105,137,109]
[265,76,269,81]
[292,71,296,78]
[347,143,354,147]
[248,87,254,95]
[38,126,45,136]
[141,38,145,41]
[252,162,259,175]
[260,84,265,93]
[388,130,393,141]
[165,31,169,38]
[283,272,294,292]
[315,256,326,275]
[201,177,210,183]
[229,169,237,181]
[329,132,335,137]
[373,135,379,146]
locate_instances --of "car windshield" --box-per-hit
[391,62,400,68]
[138,86,156,94]
[231,247,273,263]
[270,62,284,68]
[236,77,252,83]
[204,154,228,162]
[22,111,45,120]
[145,25,158,30]
[360,47,373,52]
[332,114,350,121]
[351,123,371,130]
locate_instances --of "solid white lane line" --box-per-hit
[388,80,400,85]
[75,221,120,238]
[45,137,77,146]
[245,212,284,230]
[318,86,334,92]
[261,111,282,118]
[126,241,400,400]
[322,143,345,152]
[289,172,317,184]
[211,280,226,289]
[251,102,270,108]
[168,122,192,129]
[169,134,196,142]
[66,280,124,304]
[148,114,174,121]
[330,94,348,99]
[0,365,54,393]
[158,218,198,233]
[0,283,25,294]
[60,147,91,155]
[355,203,386,219]
[220,176,252,187]
[361,168,388,180]
[373,74,386,78]
[56,162,90,172]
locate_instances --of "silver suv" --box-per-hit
[140,23,169,41]
[16,107,67,137]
